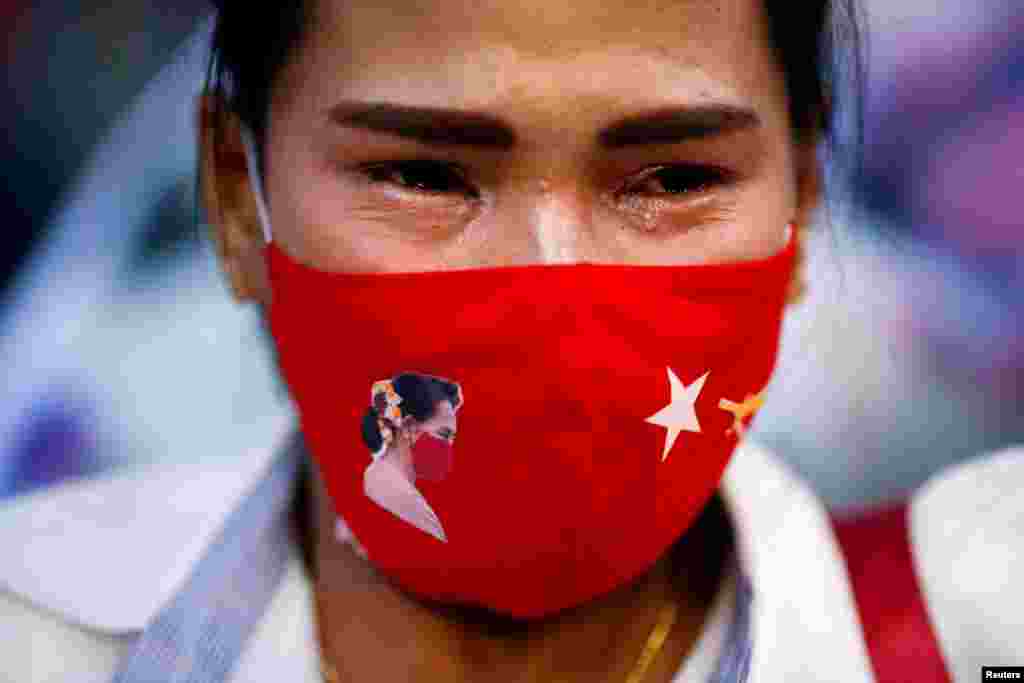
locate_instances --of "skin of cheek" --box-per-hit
[264,132,489,272]
[269,177,794,272]
[260,105,798,272]
[259,119,797,271]
[272,144,795,271]
[418,406,457,440]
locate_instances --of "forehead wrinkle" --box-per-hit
[309,0,768,90]
[327,0,740,55]
[280,0,789,150]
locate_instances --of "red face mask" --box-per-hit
[243,125,796,619]
[412,432,454,483]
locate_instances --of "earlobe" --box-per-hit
[196,93,272,305]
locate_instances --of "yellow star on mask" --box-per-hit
[645,368,709,462]
[718,392,765,437]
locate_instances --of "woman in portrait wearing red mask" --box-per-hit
[359,373,462,544]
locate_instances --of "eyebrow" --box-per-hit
[329,102,516,148]
[599,105,761,148]
[327,102,760,149]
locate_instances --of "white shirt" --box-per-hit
[1,414,1020,682]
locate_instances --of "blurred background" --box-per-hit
[1,0,1021,509]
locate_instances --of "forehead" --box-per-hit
[279,0,786,130]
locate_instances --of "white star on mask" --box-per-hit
[645,368,709,462]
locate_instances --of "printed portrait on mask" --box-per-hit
[359,372,463,543]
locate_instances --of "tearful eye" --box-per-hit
[625,165,730,197]
[363,160,479,198]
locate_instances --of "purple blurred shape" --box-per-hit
[4,386,104,498]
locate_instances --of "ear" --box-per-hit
[787,137,822,304]
[401,414,420,433]
[196,92,272,305]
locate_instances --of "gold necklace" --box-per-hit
[318,598,679,683]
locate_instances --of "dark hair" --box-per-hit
[360,373,462,452]
[360,407,385,453]
[200,0,864,190]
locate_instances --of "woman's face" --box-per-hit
[211,0,818,295]
[415,399,457,443]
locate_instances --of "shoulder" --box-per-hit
[908,445,1024,680]
[0,449,280,632]
[0,417,298,672]
[910,444,1024,536]
[0,588,131,683]
[0,548,321,683]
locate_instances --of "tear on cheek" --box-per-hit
[346,202,479,242]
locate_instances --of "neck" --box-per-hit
[301,461,732,683]
[393,441,415,480]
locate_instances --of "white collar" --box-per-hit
[0,427,874,680]
[719,441,874,682]
[0,414,297,633]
